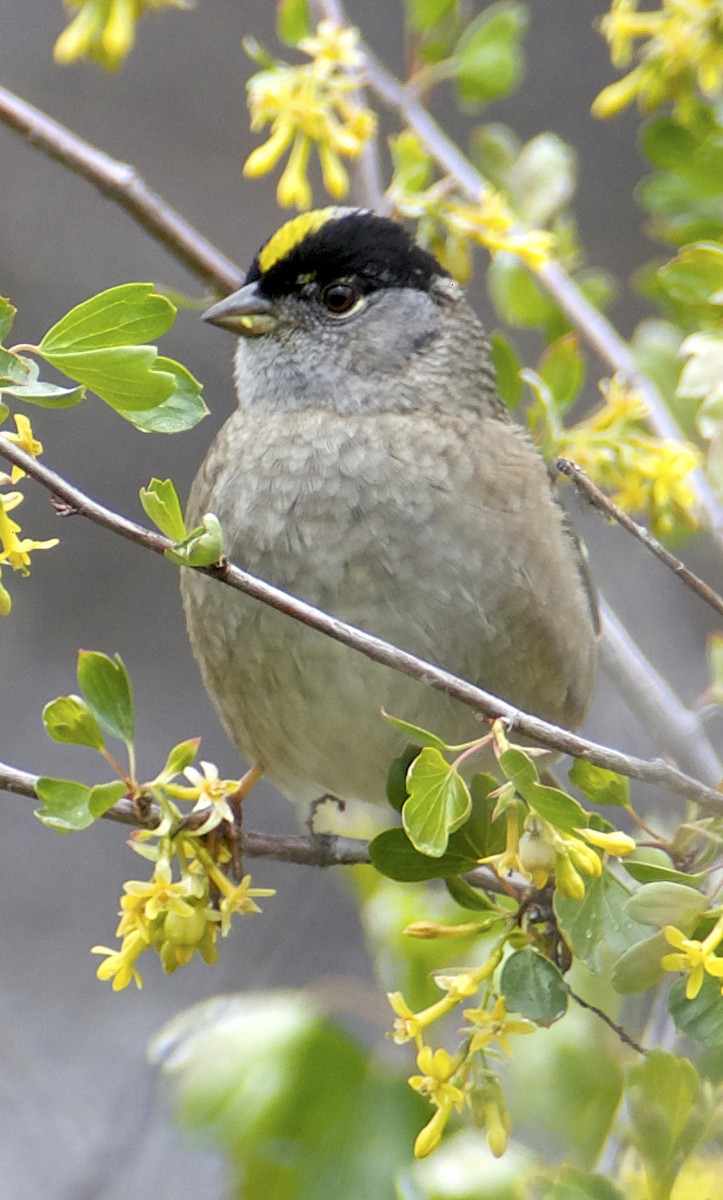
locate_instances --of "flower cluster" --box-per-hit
[389,962,535,1159]
[92,837,274,989]
[54,0,193,71]
[0,413,59,615]
[387,132,554,283]
[593,0,723,119]
[243,20,376,209]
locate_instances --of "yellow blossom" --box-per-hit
[408,1045,466,1158]
[0,490,59,574]
[0,568,11,616]
[594,0,723,118]
[166,760,242,829]
[388,990,459,1046]
[217,874,276,936]
[464,995,536,1056]
[661,915,723,999]
[2,413,44,482]
[577,826,637,855]
[54,0,192,71]
[243,22,376,210]
[91,930,147,991]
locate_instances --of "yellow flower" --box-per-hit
[593,0,723,118]
[243,23,376,210]
[0,568,11,616]
[464,995,536,1056]
[2,414,44,482]
[662,916,723,999]
[408,1045,466,1158]
[298,19,363,72]
[388,990,458,1045]
[167,760,242,829]
[54,0,191,71]
[91,930,147,991]
[217,874,276,936]
[577,826,637,856]
[0,491,59,574]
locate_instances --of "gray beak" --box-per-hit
[202,281,279,337]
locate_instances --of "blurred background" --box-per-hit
[1,1,721,1195]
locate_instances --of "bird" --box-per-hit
[181,207,597,813]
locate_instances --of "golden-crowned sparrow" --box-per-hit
[182,207,597,808]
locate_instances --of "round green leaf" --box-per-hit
[42,694,104,750]
[500,949,567,1025]
[402,747,471,857]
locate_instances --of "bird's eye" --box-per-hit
[320,281,361,315]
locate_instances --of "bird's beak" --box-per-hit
[202,281,279,337]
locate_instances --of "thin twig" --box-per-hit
[566,984,647,1057]
[0,85,242,295]
[2,437,723,814]
[559,458,723,621]
[357,41,723,544]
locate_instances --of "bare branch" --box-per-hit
[2,436,722,814]
[0,85,242,295]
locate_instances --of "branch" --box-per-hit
[0,85,243,295]
[0,757,371,866]
[356,39,723,547]
[2,437,723,815]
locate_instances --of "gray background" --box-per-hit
[1,2,720,1196]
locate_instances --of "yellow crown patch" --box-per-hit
[258,207,351,274]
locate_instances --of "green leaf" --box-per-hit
[39,283,175,353]
[159,737,201,781]
[499,748,588,833]
[500,949,567,1025]
[490,331,522,407]
[0,347,30,385]
[152,993,427,1200]
[2,377,86,408]
[37,344,176,414]
[554,871,641,971]
[276,0,311,43]
[35,776,126,832]
[508,132,577,227]
[0,400,8,425]
[382,712,468,754]
[611,929,668,994]
[42,695,104,750]
[569,760,630,808]
[445,875,502,910]
[538,334,585,413]
[669,973,723,1047]
[454,2,528,108]
[166,513,224,566]
[626,1049,712,1181]
[140,477,187,541]
[658,242,723,308]
[123,357,207,433]
[385,744,420,812]
[402,747,471,857]
[77,651,134,745]
[488,254,561,330]
[0,297,16,341]
[622,853,706,888]
[369,827,479,881]
[625,881,708,929]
